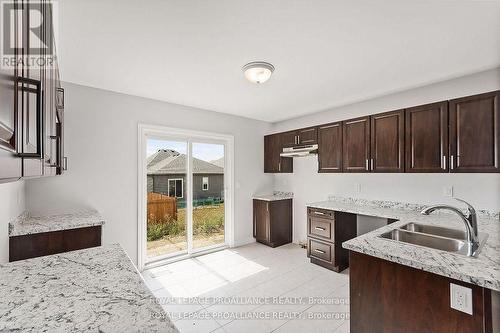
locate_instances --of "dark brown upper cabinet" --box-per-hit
[297,127,318,145]
[280,127,318,148]
[343,116,370,172]
[318,122,342,173]
[405,102,448,173]
[449,91,500,173]
[0,0,64,183]
[264,134,292,173]
[0,2,21,182]
[280,131,297,148]
[371,110,405,172]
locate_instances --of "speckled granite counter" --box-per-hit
[9,210,105,237]
[307,197,500,291]
[0,244,178,332]
[253,191,293,201]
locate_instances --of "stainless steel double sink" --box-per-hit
[380,222,488,257]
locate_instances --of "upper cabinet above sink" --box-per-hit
[449,91,500,173]
[263,90,500,174]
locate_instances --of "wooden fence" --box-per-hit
[147,192,177,224]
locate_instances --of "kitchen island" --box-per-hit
[0,244,177,332]
[308,197,500,333]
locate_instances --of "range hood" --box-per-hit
[280,144,318,157]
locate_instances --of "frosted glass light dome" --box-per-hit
[242,62,275,84]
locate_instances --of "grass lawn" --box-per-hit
[147,204,225,258]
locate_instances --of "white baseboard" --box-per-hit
[232,237,256,247]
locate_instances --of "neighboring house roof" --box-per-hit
[209,157,224,168]
[147,149,223,175]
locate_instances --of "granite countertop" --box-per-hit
[307,197,500,292]
[0,244,178,333]
[9,210,106,237]
[253,191,294,201]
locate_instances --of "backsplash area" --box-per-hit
[274,157,500,243]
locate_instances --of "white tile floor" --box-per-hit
[142,243,350,333]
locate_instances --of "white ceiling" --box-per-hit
[58,0,500,122]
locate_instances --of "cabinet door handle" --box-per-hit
[365,159,369,171]
[314,249,326,254]
[370,158,374,171]
[63,157,68,171]
[450,155,454,170]
[314,211,326,216]
[297,135,300,144]
[278,162,281,172]
[314,226,326,231]
[442,156,446,170]
[17,77,43,158]
[49,135,61,167]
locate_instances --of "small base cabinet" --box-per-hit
[253,199,292,248]
[9,226,102,262]
[306,207,357,272]
[349,252,498,333]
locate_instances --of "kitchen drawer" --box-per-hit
[307,238,334,264]
[307,207,334,219]
[308,216,334,241]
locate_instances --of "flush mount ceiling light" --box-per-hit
[242,61,275,84]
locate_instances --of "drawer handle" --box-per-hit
[314,227,326,231]
[314,211,326,216]
[314,249,326,254]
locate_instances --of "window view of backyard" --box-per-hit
[146,139,225,259]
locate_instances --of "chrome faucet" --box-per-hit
[421,198,479,251]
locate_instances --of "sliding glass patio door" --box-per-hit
[144,136,227,264]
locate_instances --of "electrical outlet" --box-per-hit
[443,186,454,197]
[450,283,473,315]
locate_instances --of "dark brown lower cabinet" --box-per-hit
[350,252,498,333]
[253,199,292,248]
[307,207,356,272]
[9,226,102,262]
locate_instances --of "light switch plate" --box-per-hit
[450,283,473,315]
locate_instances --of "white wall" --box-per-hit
[26,83,273,264]
[0,181,25,263]
[271,68,500,244]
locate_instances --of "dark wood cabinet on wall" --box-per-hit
[318,122,342,172]
[370,110,405,172]
[253,199,292,247]
[264,90,499,174]
[449,91,499,173]
[0,0,65,183]
[264,134,292,173]
[281,127,318,148]
[405,102,448,172]
[342,116,370,172]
